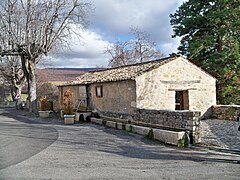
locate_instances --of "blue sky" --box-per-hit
[42,0,185,68]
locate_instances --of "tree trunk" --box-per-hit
[29,66,38,113]
[20,55,38,113]
[10,86,15,102]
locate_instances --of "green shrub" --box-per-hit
[145,129,154,139]
[178,133,189,148]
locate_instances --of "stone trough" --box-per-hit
[91,117,187,147]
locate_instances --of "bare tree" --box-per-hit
[0,56,25,101]
[130,27,164,62]
[0,0,91,113]
[106,27,164,67]
[106,41,136,67]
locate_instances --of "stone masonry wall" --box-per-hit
[211,105,240,121]
[100,109,201,144]
[90,80,136,114]
[135,57,216,117]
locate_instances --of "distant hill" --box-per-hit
[36,68,102,84]
[46,68,100,72]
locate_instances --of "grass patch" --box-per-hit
[177,133,189,148]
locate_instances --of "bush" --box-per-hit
[63,89,74,115]
[177,133,189,148]
[39,96,49,111]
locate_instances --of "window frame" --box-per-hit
[95,86,103,97]
[175,90,189,110]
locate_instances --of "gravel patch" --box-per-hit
[200,119,240,150]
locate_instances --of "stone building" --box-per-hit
[36,68,98,110]
[58,55,216,118]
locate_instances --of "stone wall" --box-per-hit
[58,80,136,113]
[100,109,201,144]
[211,105,240,121]
[90,80,136,114]
[0,101,16,108]
[135,57,216,117]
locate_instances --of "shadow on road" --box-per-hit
[50,123,240,165]
[0,111,59,170]
[1,109,239,166]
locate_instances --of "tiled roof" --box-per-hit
[36,68,98,85]
[64,56,178,86]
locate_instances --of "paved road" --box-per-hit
[0,109,240,179]
[0,112,58,170]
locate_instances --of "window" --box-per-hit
[175,90,189,110]
[95,86,103,97]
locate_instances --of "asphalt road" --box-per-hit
[0,109,240,179]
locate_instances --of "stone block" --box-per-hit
[106,121,117,128]
[116,122,125,130]
[91,117,103,125]
[153,129,185,146]
[131,125,151,136]
[125,124,132,132]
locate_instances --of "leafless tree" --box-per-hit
[106,41,136,67]
[106,27,164,67]
[0,0,91,112]
[0,56,25,101]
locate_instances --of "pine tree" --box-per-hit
[170,0,240,104]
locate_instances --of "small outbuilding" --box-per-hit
[58,56,216,117]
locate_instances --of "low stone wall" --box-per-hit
[134,109,200,130]
[211,105,240,121]
[135,109,201,144]
[100,109,201,144]
[0,101,16,108]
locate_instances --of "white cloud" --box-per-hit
[159,37,181,55]
[42,29,112,68]
[41,0,186,68]
[90,0,184,40]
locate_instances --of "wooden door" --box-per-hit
[175,90,189,110]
